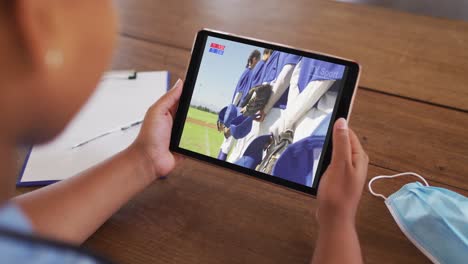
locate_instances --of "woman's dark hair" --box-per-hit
[247,50,261,67]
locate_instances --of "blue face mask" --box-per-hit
[368,172,468,264]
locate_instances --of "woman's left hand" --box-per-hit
[131,79,184,179]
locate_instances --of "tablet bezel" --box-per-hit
[170,29,360,196]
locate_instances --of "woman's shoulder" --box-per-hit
[0,204,112,264]
[0,203,33,233]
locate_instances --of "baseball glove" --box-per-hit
[240,84,272,117]
[256,130,294,175]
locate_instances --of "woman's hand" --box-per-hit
[316,118,369,227]
[130,79,184,180]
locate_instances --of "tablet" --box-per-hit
[170,29,360,196]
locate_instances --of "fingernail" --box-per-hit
[173,79,182,89]
[336,118,348,130]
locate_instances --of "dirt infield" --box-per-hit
[186,117,218,130]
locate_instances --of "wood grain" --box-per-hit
[112,36,468,190]
[83,159,467,264]
[114,0,468,111]
[335,0,468,21]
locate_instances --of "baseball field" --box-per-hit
[180,107,224,158]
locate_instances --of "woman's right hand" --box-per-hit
[316,118,369,227]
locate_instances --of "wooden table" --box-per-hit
[17,0,468,263]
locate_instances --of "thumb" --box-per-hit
[331,118,352,166]
[156,79,183,115]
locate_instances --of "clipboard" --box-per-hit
[17,71,171,187]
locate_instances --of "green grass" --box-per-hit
[186,107,218,124]
[181,107,224,158]
[180,122,224,158]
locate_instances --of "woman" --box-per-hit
[0,2,368,264]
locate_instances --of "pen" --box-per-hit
[121,120,143,131]
[71,120,143,149]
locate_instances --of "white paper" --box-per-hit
[20,71,168,183]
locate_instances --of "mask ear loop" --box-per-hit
[368,172,430,200]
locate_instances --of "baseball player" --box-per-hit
[225,49,275,162]
[231,50,261,106]
[269,58,345,143]
[216,50,261,160]
[226,52,301,163]
[256,58,345,183]
[230,57,345,184]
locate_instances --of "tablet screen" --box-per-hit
[177,33,355,192]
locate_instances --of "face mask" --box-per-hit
[368,172,468,264]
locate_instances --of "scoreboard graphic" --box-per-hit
[209,43,225,55]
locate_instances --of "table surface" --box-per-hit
[16,0,468,263]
